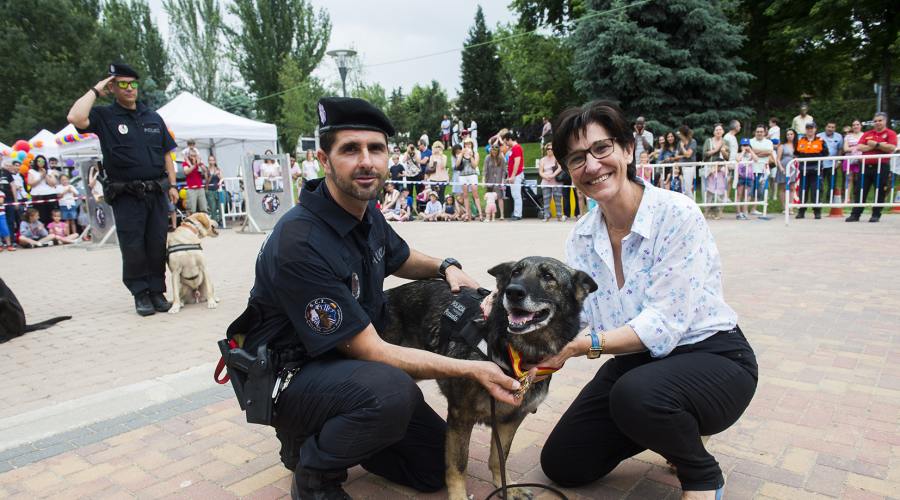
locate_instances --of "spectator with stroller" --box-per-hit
[539,143,565,222]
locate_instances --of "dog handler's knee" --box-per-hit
[349,362,424,440]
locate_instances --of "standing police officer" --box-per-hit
[232,98,523,500]
[67,62,179,316]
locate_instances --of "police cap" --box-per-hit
[108,62,140,79]
[317,97,395,137]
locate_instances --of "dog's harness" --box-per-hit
[166,243,203,257]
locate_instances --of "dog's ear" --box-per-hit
[487,262,515,285]
[571,269,598,303]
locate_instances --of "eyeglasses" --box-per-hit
[561,138,616,171]
[116,81,139,89]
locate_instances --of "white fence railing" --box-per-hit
[646,161,771,218]
[219,177,247,229]
[783,154,900,226]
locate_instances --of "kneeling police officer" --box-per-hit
[67,63,179,316]
[227,98,523,500]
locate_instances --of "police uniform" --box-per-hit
[76,63,177,298]
[236,98,446,496]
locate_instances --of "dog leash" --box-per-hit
[485,342,568,500]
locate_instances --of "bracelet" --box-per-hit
[90,88,100,98]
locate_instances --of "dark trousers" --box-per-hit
[541,328,757,492]
[820,168,836,201]
[32,194,59,225]
[433,183,446,204]
[408,173,426,201]
[273,359,446,492]
[851,163,892,217]
[112,191,168,295]
[798,169,821,215]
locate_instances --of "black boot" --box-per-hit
[134,291,155,316]
[149,292,172,312]
[291,468,351,500]
[277,431,309,472]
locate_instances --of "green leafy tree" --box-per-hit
[324,50,388,110]
[495,25,580,125]
[386,87,412,146]
[164,0,233,103]
[511,0,585,32]
[569,0,752,137]
[457,6,507,137]
[278,55,325,152]
[406,81,450,146]
[216,93,255,119]
[227,0,331,133]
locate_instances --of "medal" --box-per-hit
[118,124,128,135]
[507,343,559,398]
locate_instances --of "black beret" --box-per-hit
[317,97,395,137]
[108,62,140,79]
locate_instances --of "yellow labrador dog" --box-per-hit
[166,213,219,314]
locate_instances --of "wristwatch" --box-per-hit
[586,332,605,359]
[438,258,462,280]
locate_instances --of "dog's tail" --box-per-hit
[24,316,72,332]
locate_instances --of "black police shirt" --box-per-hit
[244,178,410,358]
[76,100,177,182]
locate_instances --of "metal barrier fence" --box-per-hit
[648,161,771,218]
[783,154,900,226]
[219,177,247,229]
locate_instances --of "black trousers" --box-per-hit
[408,173,426,201]
[798,169,821,215]
[851,163,892,217]
[541,327,757,492]
[273,359,446,492]
[112,191,168,295]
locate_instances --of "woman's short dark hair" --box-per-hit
[552,100,636,181]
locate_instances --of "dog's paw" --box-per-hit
[168,305,181,314]
[214,296,221,303]
[207,300,218,309]
[501,485,533,500]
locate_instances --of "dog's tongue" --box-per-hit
[509,310,535,324]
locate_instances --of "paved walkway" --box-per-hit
[0,212,898,499]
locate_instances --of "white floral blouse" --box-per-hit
[567,179,737,357]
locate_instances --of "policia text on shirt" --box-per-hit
[67,62,180,317]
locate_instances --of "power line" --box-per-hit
[223,0,653,111]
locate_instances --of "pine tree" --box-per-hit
[457,6,507,136]
[569,0,751,137]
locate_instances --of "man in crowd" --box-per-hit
[469,118,478,150]
[816,121,843,202]
[67,62,178,316]
[541,116,553,147]
[633,116,653,160]
[767,117,780,142]
[795,122,827,219]
[504,132,524,221]
[749,124,774,214]
[792,105,814,134]
[183,150,208,216]
[420,130,429,147]
[846,112,898,223]
[181,138,198,160]
[440,115,451,148]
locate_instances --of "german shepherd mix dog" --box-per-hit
[0,277,71,344]
[383,257,597,500]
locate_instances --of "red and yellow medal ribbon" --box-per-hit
[507,343,559,379]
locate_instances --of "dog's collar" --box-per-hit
[179,221,200,236]
[507,343,559,379]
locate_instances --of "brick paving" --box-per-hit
[0,213,898,499]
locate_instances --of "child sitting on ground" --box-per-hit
[664,165,684,194]
[383,195,410,222]
[47,209,78,244]
[484,187,498,221]
[19,208,57,248]
[0,188,14,251]
[443,194,460,221]
[423,191,443,221]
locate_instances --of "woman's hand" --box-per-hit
[521,338,580,384]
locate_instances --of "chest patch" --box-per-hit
[118,124,129,135]
[306,298,342,334]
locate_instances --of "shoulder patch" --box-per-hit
[278,219,314,267]
[306,298,342,334]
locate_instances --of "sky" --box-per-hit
[146,0,519,99]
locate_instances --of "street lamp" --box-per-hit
[326,49,357,98]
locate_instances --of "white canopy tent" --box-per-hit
[28,129,62,159]
[158,92,278,178]
[0,142,9,158]
[56,124,102,157]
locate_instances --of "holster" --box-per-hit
[218,340,277,425]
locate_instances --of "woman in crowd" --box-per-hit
[674,125,697,199]
[206,155,222,227]
[843,119,864,200]
[450,144,464,198]
[381,182,400,215]
[702,124,727,204]
[482,145,507,219]
[780,128,797,214]
[27,155,60,224]
[657,131,679,188]
[302,149,320,184]
[517,100,756,500]
[539,143,565,222]
[649,135,665,163]
[259,149,281,191]
[458,139,484,222]
[428,142,450,203]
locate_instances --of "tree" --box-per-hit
[457,6,507,137]
[164,0,233,103]
[386,87,412,145]
[495,25,580,125]
[278,55,325,152]
[406,81,451,146]
[227,0,331,131]
[511,0,584,33]
[569,0,752,138]
[324,50,388,110]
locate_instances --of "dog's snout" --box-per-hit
[505,284,527,301]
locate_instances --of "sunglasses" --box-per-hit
[116,81,139,89]
[561,138,617,171]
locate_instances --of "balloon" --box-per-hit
[35,141,43,149]
[169,130,175,139]
[22,159,30,168]
[13,140,29,152]
[179,188,187,200]
[170,152,176,161]
[19,165,29,174]
[71,169,80,177]
[66,159,75,167]
[67,134,75,142]
[26,152,34,161]
[16,151,27,161]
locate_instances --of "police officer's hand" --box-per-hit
[470,361,524,407]
[168,187,178,204]
[94,76,115,97]
[444,265,479,293]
